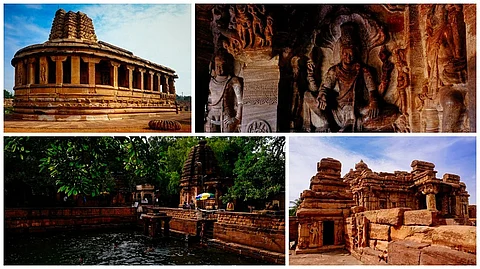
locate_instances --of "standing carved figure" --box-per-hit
[378,46,394,97]
[309,222,319,246]
[210,8,223,53]
[235,5,249,48]
[264,16,273,47]
[205,50,244,132]
[248,4,264,47]
[393,48,409,115]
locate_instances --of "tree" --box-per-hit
[39,137,122,197]
[4,137,57,206]
[4,89,13,98]
[289,198,302,216]
[220,137,286,206]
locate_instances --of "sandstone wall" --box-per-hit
[155,207,204,235]
[289,216,298,245]
[214,212,285,254]
[5,207,136,233]
[345,208,476,265]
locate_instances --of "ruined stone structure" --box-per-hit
[11,9,178,121]
[296,158,355,253]
[179,140,232,209]
[196,4,476,132]
[294,158,474,264]
[344,160,470,223]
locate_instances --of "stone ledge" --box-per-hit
[420,245,476,265]
[208,238,285,264]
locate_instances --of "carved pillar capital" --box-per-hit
[81,57,101,64]
[50,56,67,62]
[110,61,121,68]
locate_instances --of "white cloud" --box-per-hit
[81,4,191,95]
[289,137,476,205]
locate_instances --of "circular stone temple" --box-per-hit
[11,9,178,121]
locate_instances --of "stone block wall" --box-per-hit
[289,216,298,245]
[5,207,136,233]
[345,208,476,265]
[214,212,285,254]
[155,207,202,236]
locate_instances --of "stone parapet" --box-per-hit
[5,207,136,233]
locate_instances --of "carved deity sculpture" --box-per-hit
[378,46,394,97]
[309,222,320,246]
[205,50,244,132]
[304,43,380,132]
[393,48,409,115]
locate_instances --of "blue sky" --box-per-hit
[289,136,477,205]
[4,4,191,96]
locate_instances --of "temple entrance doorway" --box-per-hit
[323,221,334,246]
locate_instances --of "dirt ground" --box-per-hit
[289,249,363,265]
[4,111,191,133]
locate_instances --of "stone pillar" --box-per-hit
[138,68,146,91]
[27,58,36,85]
[407,5,426,132]
[164,218,170,237]
[71,56,81,84]
[81,57,101,86]
[455,196,462,217]
[50,56,67,85]
[148,71,154,92]
[14,62,23,87]
[39,56,49,84]
[163,75,169,93]
[110,62,121,88]
[441,195,449,215]
[426,193,436,211]
[126,65,134,90]
[168,77,175,94]
[156,73,161,92]
[464,4,476,132]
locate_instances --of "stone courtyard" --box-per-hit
[4,111,191,133]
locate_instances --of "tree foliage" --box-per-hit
[219,136,286,203]
[4,89,13,98]
[5,136,286,207]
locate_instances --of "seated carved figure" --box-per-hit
[303,45,380,132]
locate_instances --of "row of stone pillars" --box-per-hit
[15,56,176,94]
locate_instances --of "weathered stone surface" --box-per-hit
[404,210,440,226]
[369,223,390,240]
[420,245,476,265]
[390,225,434,244]
[360,247,387,265]
[362,208,410,226]
[431,225,476,254]
[388,240,430,265]
[351,206,365,214]
[368,239,389,252]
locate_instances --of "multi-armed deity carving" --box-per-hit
[198,4,475,133]
[301,14,406,132]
